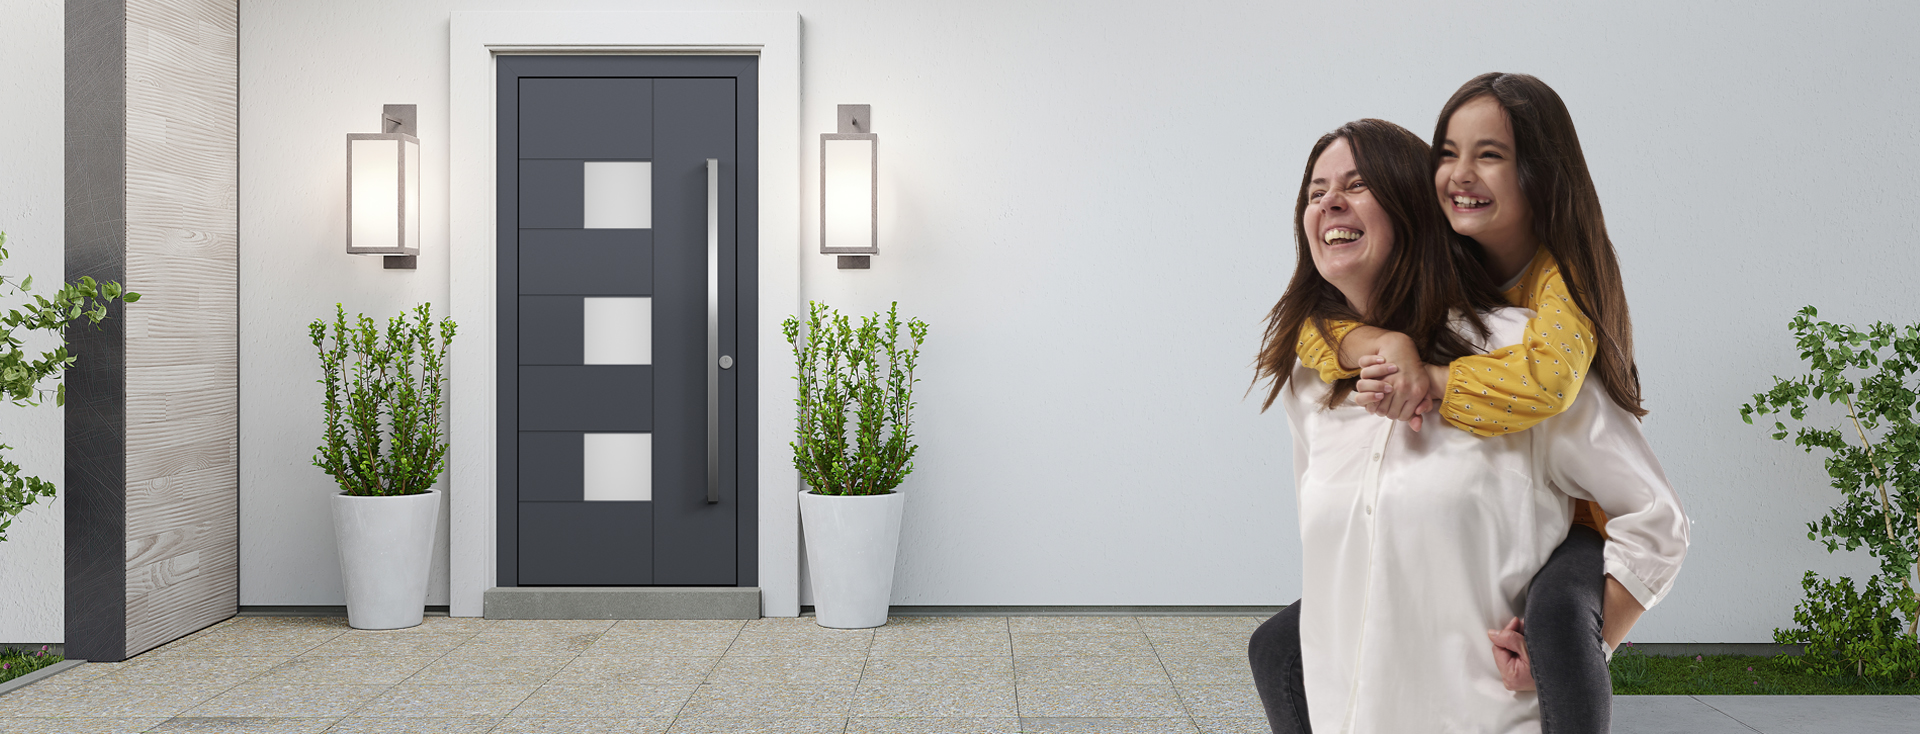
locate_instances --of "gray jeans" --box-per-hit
[1248,524,1611,733]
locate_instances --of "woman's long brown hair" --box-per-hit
[1255,119,1507,411]
[1435,73,1646,417]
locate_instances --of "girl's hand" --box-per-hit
[1487,617,1536,691]
[1354,356,1437,432]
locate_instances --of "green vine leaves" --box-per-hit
[783,301,928,496]
[310,303,456,497]
[1741,305,1920,676]
[0,232,139,542]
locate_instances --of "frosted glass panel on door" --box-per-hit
[583,433,651,502]
[582,161,651,229]
[583,297,651,365]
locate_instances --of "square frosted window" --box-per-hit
[583,433,650,502]
[583,161,651,229]
[583,297,651,365]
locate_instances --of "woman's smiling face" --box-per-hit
[1435,95,1532,250]
[1305,137,1394,315]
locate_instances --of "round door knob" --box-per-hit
[719,355,734,370]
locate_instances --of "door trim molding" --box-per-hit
[448,11,802,618]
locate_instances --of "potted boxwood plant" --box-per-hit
[311,303,455,630]
[783,301,927,629]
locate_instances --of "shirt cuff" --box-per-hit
[1605,559,1661,612]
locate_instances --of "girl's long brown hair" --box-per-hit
[1436,73,1646,417]
[1255,119,1506,411]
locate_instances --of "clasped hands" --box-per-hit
[1351,348,1448,432]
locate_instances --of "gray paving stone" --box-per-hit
[1694,695,1920,734]
[1611,696,1758,734]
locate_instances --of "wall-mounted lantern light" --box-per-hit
[347,104,421,270]
[821,104,877,270]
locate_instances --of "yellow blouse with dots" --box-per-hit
[1295,247,1611,533]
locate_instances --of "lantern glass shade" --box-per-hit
[820,133,877,254]
[347,132,421,256]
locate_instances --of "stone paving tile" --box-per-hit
[355,684,540,717]
[1174,686,1263,718]
[872,618,1008,634]
[1190,718,1271,734]
[1018,718,1201,733]
[861,657,1014,685]
[507,685,697,718]
[324,716,502,734]
[852,683,1017,717]
[1015,656,1172,686]
[448,633,599,658]
[1012,634,1155,657]
[868,632,1010,657]
[580,634,737,658]
[1136,617,1266,635]
[1157,657,1253,686]
[303,634,469,657]
[1144,635,1252,658]
[735,618,827,636]
[489,718,674,733]
[0,718,169,734]
[845,717,1021,734]
[408,618,495,634]
[545,657,716,686]
[663,717,847,734]
[1009,617,1144,634]
[483,621,617,635]
[723,632,872,657]
[408,655,573,685]
[678,684,855,717]
[705,656,863,685]
[1611,696,1756,734]
[608,620,745,634]
[90,656,287,687]
[0,684,230,717]
[1694,694,1920,733]
[147,717,340,732]
[182,684,390,717]
[1016,685,1188,718]
[154,631,338,658]
[249,656,439,685]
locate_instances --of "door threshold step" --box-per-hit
[484,587,760,620]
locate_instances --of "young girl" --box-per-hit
[1294,73,1653,732]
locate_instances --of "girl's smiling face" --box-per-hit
[1435,95,1532,251]
[1305,137,1395,316]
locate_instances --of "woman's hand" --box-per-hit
[1354,355,1437,431]
[1487,617,1535,691]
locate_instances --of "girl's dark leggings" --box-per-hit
[1247,524,1611,734]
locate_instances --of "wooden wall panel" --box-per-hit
[121,0,238,658]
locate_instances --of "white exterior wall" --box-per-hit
[0,0,68,645]
[0,0,1891,641]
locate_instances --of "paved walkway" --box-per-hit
[0,615,1911,733]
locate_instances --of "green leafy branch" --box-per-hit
[783,301,927,496]
[310,303,456,496]
[0,232,139,542]
[1742,305,1920,678]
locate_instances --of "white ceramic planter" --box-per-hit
[332,490,441,630]
[799,490,906,629]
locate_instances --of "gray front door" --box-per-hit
[497,56,758,587]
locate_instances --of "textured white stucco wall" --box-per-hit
[215,0,1920,644]
[0,0,68,645]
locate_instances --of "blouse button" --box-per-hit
[1371,453,1382,462]
[1365,504,1373,515]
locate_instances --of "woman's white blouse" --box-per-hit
[1281,307,1688,734]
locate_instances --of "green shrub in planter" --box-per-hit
[1741,305,1920,680]
[310,303,456,496]
[0,232,138,541]
[782,301,927,496]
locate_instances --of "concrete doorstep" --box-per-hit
[482,586,761,619]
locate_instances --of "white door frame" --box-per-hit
[446,11,802,617]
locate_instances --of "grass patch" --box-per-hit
[1611,647,1920,695]
[0,646,62,685]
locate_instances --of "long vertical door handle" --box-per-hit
[705,159,721,504]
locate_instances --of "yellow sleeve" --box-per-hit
[1437,263,1596,437]
[1295,320,1362,383]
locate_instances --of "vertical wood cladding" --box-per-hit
[65,0,237,662]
